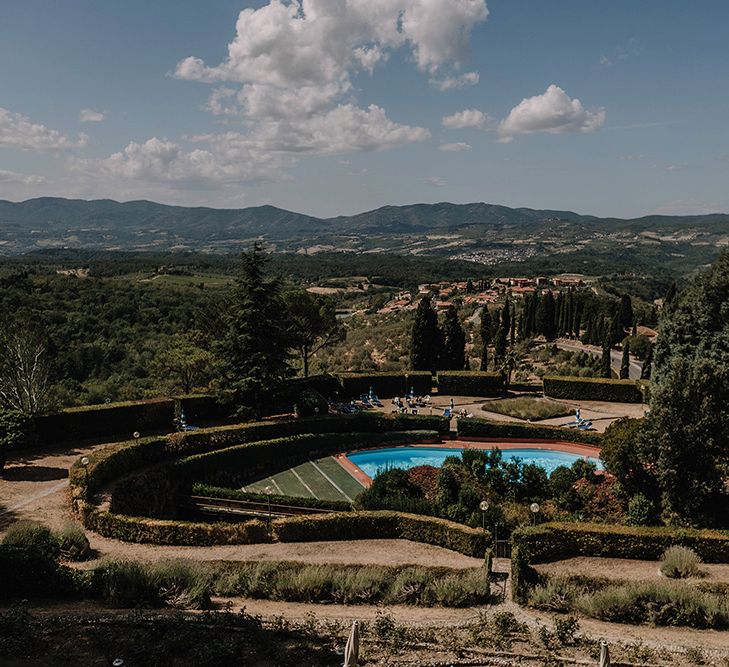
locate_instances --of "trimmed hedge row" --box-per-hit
[191,483,352,512]
[273,511,488,557]
[513,522,729,564]
[84,507,488,553]
[339,371,433,399]
[543,376,645,403]
[85,510,269,546]
[436,371,504,397]
[34,398,176,446]
[456,417,602,446]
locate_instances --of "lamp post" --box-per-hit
[529,502,540,526]
[479,500,489,536]
[264,486,273,534]
[80,456,90,485]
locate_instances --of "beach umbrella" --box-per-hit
[599,640,610,667]
[343,620,360,667]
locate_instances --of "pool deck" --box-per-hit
[335,437,602,487]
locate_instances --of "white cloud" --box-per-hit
[430,71,479,91]
[665,163,688,172]
[442,108,491,129]
[0,107,87,152]
[439,142,472,151]
[174,0,486,156]
[80,109,106,123]
[498,84,605,141]
[0,169,45,186]
[425,175,447,187]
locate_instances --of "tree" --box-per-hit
[411,295,441,373]
[152,332,215,394]
[440,306,466,370]
[536,291,557,340]
[498,348,519,391]
[0,327,52,415]
[619,341,630,379]
[641,343,653,380]
[493,324,507,367]
[479,306,492,371]
[618,294,633,332]
[215,244,291,415]
[642,359,729,525]
[283,290,344,378]
[600,336,612,379]
[600,417,656,501]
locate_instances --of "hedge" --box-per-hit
[176,394,230,423]
[512,522,729,564]
[436,371,504,397]
[456,417,602,446]
[84,509,270,546]
[273,511,489,558]
[0,546,84,600]
[338,371,432,399]
[191,483,352,513]
[33,398,176,446]
[543,376,645,403]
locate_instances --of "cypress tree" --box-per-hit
[410,295,440,372]
[509,304,516,345]
[441,306,466,370]
[618,294,633,332]
[601,335,613,378]
[501,300,511,337]
[555,292,564,336]
[641,343,653,380]
[620,341,630,379]
[567,291,575,338]
[479,306,492,371]
[539,291,557,341]
[494,324,507,366]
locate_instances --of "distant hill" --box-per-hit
[0,197,727,270]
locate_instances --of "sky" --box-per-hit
[0,0,727,218]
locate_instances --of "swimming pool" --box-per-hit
[346,445,602,479]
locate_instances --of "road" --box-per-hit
[554,339,643,380]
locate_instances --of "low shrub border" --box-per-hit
[191,483,352,512]
[339,371,432,399]
[436,371,504,397]
[457,417,602,446]
[543,376,645,403]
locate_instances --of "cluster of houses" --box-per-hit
[377,274,593,315]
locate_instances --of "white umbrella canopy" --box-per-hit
[343,620,360,667]
[599,640,611,667]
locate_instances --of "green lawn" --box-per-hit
[243,456,365,503]
[482,396,574,421]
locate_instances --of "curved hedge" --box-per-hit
[457,417,602,446]
[191,483,352,513]
[436,371,504,397]
[543,376,645,403]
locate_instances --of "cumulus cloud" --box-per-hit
[0,169,45,186]
[0,107,87,152]
[80,109,106,123]
[174,0,486,154]
[430,71,479,91]
[439,142,472,151]
[442,108,491,129]
[498,84,605,141]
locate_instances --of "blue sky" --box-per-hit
[0,0,727,217]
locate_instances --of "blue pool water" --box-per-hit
[346,446,602,479]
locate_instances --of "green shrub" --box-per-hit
[56,523,92,561]
[425,568,490,607]
[2,522,59,560]
[0,545,83,601]
[339,371,432,399]
[293,389,329,418]
[628,493,657,526]
[457,417,602,445]
[528,578,580,613]
[437,371,504,397]
[0,409,29,461]
[661,546,703,579]
[543,376,645,403]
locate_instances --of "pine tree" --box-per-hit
[410,295,440,372]
[441,306,466,371]
[479,306,492,371]
[216,244,291,415]
[620,341,630,379]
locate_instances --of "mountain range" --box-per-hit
[0,197,727,272]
